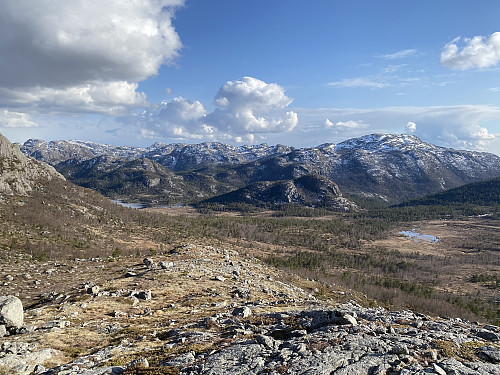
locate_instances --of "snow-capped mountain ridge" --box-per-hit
[21,138,295,171]
[20,134,500,204]
[333,134,436,153]
[21,133,499,169]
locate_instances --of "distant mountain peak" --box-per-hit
[333,133,432,153]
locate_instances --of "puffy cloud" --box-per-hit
[120,97,211,140]
[405,121,417,133]
[121,77,298,142]
[0,110,38,128]
[0,0,183,114]
[153,97,211,138]
[205,77,298,135]
[213,77,293,111]
[0,0,182,88]
[158,97,207,127]
[441,33,500,70]
[1,82,147,116]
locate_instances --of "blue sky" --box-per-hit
[1,0,500,155]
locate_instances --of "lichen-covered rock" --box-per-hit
[300,309,358,329]
[197,343,266,375]
[478,345,500,364]
[0,347,57,375]
[0,295,23,329]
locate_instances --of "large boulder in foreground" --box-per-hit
[0,296,23,329]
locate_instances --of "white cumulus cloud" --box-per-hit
[441,32,500,70]
[0,0,183,114]
[405,121,417,133]
[153,97,210,138]
[120,97,210,140]
[121,77,299,142]
[1,82,148,116]
[205,77,298,135]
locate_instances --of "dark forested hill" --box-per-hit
[397,176,500,207]
[200,174,358,212]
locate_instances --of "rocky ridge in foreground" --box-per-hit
[0,133,64,196]
[0,244,497,375]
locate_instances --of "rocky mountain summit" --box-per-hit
[20,134,500,205]
[0,244,498,374]
[266,134,500,202]
[0,133,64,196]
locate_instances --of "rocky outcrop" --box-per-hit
[0,133,64,196]
[164,301,500,374]
[0,343,57,375]
[37,301,500,374]
[0,244,492,375]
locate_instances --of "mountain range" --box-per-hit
[20,133,500,207]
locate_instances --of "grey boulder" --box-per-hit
[0,296,23,329]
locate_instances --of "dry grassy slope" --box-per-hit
[0,243,498,375]
[0,243,358,372]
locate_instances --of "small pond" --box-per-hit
[110,200,147,209]
[399,229,439,243]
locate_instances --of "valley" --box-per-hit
[2,2,500,373]
[0,132,499,373]
[0,188,498,374]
